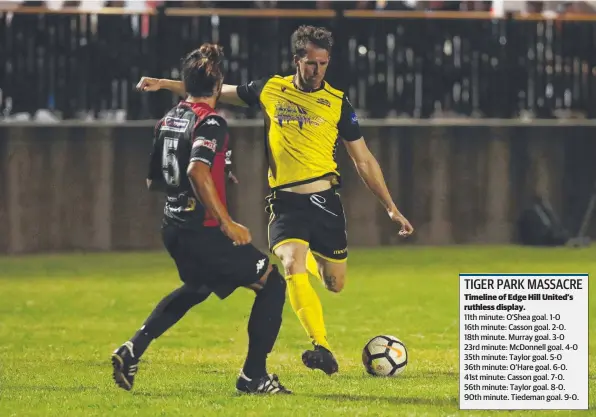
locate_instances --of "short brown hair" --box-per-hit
[291,25,334,57]
[181,43,225,98]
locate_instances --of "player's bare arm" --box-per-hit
[343,138,414,237]
[136,77,246,107]
[187,161,252,245]
[136,77,186,96]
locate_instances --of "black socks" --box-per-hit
[130,284,210,358]
[242,266,286,379]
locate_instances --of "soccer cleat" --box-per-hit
[302,344,339,375]
[111,341,139,391]
[236,371,292,394]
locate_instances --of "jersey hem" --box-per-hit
[269,172,340,191]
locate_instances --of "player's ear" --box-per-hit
[293,55,299,67]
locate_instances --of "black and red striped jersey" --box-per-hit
[147,101,229,230]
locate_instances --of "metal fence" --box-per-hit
[2,8,596,120]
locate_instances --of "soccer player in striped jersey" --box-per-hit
[114,44,290,395]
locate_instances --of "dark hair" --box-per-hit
[181,43,225,98]
[291,25,334,57]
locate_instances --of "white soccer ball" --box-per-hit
[362,335,408,377]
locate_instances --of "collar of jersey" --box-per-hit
[291,76,326,93]
[179,101,215,112]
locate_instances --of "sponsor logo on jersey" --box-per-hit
[316,98,331,107]
[165,194,196,213]
[274,101,323,129]
[161,117,190,132]
[350,112,358,124]
[192,136,217,152]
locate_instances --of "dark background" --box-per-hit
[1,5,596,253]
[2,5,596,120]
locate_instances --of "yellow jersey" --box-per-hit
[237,75,362,190]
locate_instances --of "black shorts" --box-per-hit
[266,189,348,262]
[161,225,270,299]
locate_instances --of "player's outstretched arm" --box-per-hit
[136,77,247,107]
[343,138,414,237]
[137,77,186,96]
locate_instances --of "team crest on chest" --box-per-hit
[316,98,331,107]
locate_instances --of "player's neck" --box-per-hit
[293,74,322,92]
[185,96,216,109]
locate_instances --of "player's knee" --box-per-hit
[254,264,285,289]
[280,256,297,275]
[323,273,345,293]
[255,264,274,288]
[256,265,286,298]
[276,248,307,276]
[181,283,212,303]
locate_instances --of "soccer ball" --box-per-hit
[362,335,408,377]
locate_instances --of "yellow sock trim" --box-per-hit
[285,273,331,351]
[306,249,323,284]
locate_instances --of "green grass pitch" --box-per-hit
[0,246,595,416]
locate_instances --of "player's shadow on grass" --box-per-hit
[309,393,457,407]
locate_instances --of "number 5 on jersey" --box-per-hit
[162,137,180,186]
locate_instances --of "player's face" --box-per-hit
[295,43,330,90]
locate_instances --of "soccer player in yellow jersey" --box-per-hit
[137,25,414,375]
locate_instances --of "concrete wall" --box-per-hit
[1,121,594,254]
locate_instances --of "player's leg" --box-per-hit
[309,189,349,294]
[274,240,329,350]
[288,188,348,374]
[273,241,338,375]
[111,226,211,391]
[235,264,291,394]
[268,191,337,374]
[305,248,324,283]
[310,252,347,293]
[111,284,211,391]
[203,230,291,394]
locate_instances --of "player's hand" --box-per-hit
[221,220,252,245]
[387,206,414,237]
[136,77,161,92]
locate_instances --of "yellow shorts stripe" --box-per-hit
[271,238,309,253]
[310,250,348,264]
